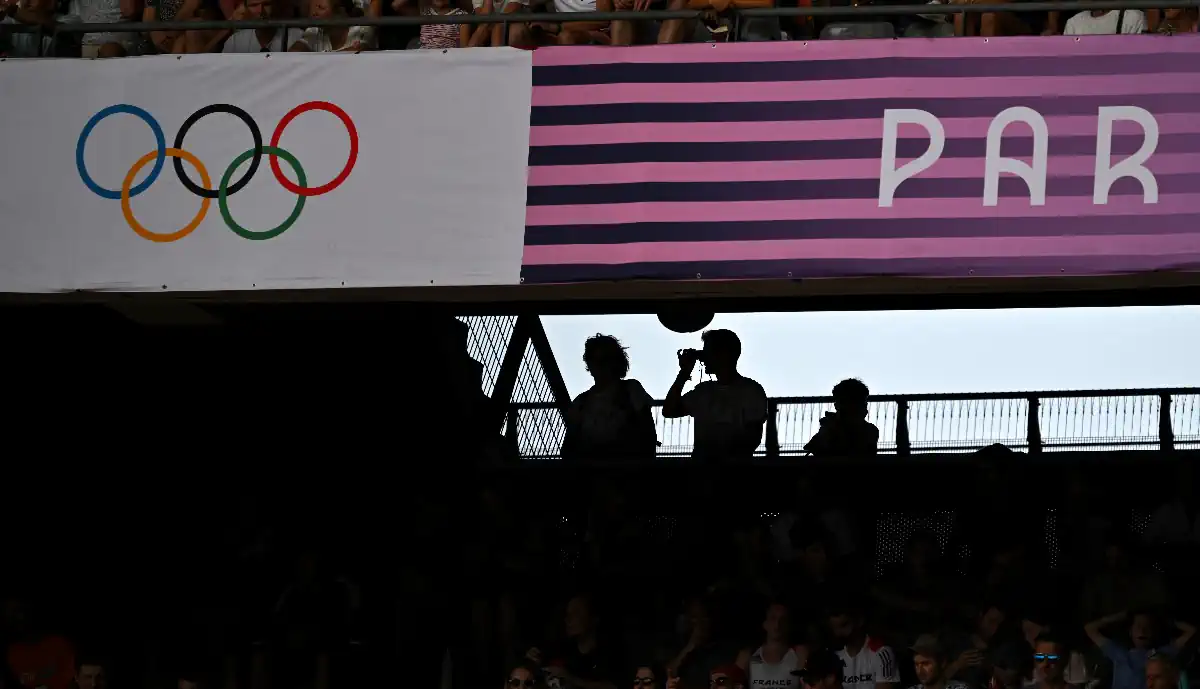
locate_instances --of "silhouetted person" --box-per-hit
[562,334,658,463]
[803,378,879,457]
[663,329,767,464]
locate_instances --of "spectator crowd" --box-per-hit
[1,328,1197,689]
[2,0,1197,59]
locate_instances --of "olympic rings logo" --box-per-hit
[75,101,358,243]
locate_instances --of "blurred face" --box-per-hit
[565,597,593,638]
[710,673,742,689]
[77,665,106,689]
[833,395,867,419]
[1033,642,1064,681]
[245,0,271,18]
[913,654,943,685]
[1130,615,1154,649]
[829,614,858,644]
[507,667,536,689]
[1146,659,1176,689]
[633,668,657,689]
[763,604,790,642]
[979,607,1005,641]
[179,681,199,689]
[308,0,333,18]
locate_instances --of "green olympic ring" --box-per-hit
[219,146,307,241]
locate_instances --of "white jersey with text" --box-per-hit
[838,638,900,689]
[749,646,804,689]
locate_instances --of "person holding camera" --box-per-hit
[662,329,767,463]
[802,378,879,457]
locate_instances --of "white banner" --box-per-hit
[0,49,532,293]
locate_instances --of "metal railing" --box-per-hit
[4,0,1200,53]
[507,386,1200,459]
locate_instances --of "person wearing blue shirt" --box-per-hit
[1084,611,1196,689]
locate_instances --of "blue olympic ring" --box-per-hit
[76,104,166,200]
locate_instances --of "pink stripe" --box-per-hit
[529,113,1200,147]
[522,232,1200,265]
[532,73,1200,107]
[525,193,1200,226]
[525,153,1200,186]
[534,35,1200,67]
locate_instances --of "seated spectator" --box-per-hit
[1083,611,1195,689]
[736,602,807,689]
[663,329,767,464]
[1063,6,1145,33]
[986,643,1030,689]
[291,0,378,51]
[1,0,54,57]
[507,663,544,689]
[525,594,620,689]
[509,0,614,47]
[59,0,142,57]
[803,378,879,458]
[74,654,107,689]
[562,334,657,464]
[174,0,229,51]
[944,603,1010,688]
[1030,634,1075,689]
[1146,655,1182,689]
[950,0,1050,37]
[221,0,286,52]
[632,665,660,689]
[668,598,742,689]
[144,0,201,53]
[464,0,525,45]
[871,531,954,641]
[908,635,969,689]
[657,0,774,43]
[829,601,900,689]
[392,0,467,48]
[1149,7,1198,32]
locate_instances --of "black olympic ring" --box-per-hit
[172,104,263,200]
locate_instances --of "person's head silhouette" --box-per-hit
[700,329,741,379]
[583,334,629,385]
[832,378,869,420]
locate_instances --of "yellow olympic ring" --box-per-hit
[120,148,211,244]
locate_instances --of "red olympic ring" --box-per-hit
[269,101,358,197]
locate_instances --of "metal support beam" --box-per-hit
[527,315,571,416]
[490,315,533,432]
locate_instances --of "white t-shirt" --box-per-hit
[554,0,595,13]
[681,376,768,461]
[1064,9,1145,34]
[838,639,900,689]
[749,646,804,689]
[222,28,286,52]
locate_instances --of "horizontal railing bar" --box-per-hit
[510,386,1198,409]
[3,0,1198,35]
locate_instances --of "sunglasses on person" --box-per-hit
[1033,654,1060,663]
[509,679,536,688]
[634,678,656,687]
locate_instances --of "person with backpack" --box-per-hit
[561,334,658,464]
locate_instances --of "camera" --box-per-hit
[677,348,705,365]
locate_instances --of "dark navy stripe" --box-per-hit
[526,173,1197,207]
[533,54,1199,87]
[523,213,1200,246]
[520,253,1200,283]
[528,133,1200,167]
[530,93,1198,126]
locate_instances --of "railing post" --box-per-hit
[1027,396,1042,454]
[766,400,779,460]
[503,410,520,461]
[1159,392,1176,452]
[896,399,911,457]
